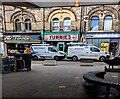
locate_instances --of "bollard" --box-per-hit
[43,59,57,66]
[80,59,94,66]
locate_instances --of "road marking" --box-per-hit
[112,76,118,78]
[75,76,80,79]
[58,85,66,89]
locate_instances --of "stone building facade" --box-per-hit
[1,4,120,54]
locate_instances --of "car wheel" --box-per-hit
[54,56,59,61]
[33,56,38,60]
[72,56,78,62]
[99,56,105,62]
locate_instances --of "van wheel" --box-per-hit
[99,56,105,62]
[72,56,78,61]
[54,56,59,61]
[33,56,38,60]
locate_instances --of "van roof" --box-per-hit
[68,45,97,48]
[31,45,54,47]
[31,44,50,46]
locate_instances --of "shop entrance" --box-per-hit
[109,42,118,55]
[57,42,65,51]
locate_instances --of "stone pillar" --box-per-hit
[60,21,63,31]
[99,15,104,30]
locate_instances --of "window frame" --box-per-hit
[63,17,71,31]
[15,19,21,31]
[90,16,99,31]
[25,19,31,32]
[52,18,60,31]
[103,15,113,30]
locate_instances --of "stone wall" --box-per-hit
[1,4,120,33]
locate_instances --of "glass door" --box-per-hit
[57,42,65,51]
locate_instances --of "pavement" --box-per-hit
[2,61,119,99]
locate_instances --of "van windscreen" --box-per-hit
[48,47,57,52]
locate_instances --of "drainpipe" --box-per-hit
[2,5,7,56]
[40,8,45,44]
[80,6,82,42]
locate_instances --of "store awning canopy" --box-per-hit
[4,40,41,44]
[2,0,119,8]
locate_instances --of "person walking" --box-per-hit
[114,44,119,57]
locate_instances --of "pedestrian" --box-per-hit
[114,44,119,57]
[26,47,30,54]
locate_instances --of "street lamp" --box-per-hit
[82,18,87,44]
[74,0,80,7]
[82,7,88,44]
[74,0,81,44]
[74,0,88,44]
[40,8,45,44]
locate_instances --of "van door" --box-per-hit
[89,46,100,59]
[47,47,58,59]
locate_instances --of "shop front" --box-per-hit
[4,33,41,56]
[85,32,120,53]
[43,31,80,52]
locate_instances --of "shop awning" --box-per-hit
[4,40,41,44]
[44,31,80,35]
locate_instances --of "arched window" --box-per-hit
[25,19,31,31]
[15,19,21,31]
[104,15,112,30]
[52,18,59,31]
[63,17,71,31]
[90,16,99,31]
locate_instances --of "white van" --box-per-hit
[30,44,65,60]
[67,45,110,61]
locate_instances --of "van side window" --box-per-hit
[90,47,100,52]
[48,47,57,52]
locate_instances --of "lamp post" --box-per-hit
[80,6,88,44]
[42,8,45,44]
[80,6,82,42]
[82,7,88,44]
[74,0,81,43]
[83,19,87,44]
[2,5,7,56]
[74,0,87,44]
[40,8,45,44]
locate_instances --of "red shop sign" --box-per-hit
[44,34,78,41]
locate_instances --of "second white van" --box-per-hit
[67,45,110,61]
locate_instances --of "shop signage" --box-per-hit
[86,33,120,38]
[4,35,30,40]
[44,34,78,41]
[4,35,40,41]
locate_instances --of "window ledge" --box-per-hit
[87,30,115,32]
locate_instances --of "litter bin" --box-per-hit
[14,53,31,71]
